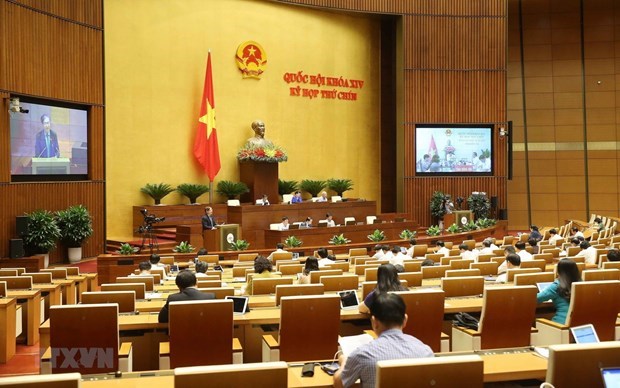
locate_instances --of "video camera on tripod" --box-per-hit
[137,208,165,233]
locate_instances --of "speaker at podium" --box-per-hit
[203,224,241,252]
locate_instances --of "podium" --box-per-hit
[239,161,278,204]
[444,210,474,228]
[177,224,241,252]
[32,157,70,174]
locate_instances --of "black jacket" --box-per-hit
[158,287,215,323]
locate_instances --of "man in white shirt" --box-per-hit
[279,216,290,231]
[317,247,336,267]
[479,240,494,255]
[324,213,336,227]
[576,241,598,265]
[548,229,564,246]
[497,246,516,274]
[382,247,394,261]
[194,261,209,278]
[267,243,287,261]
[389,246,409,271]
[515,241,533,262]
[433,240,450,257]
[570,227,584,239]
[458,243,478,262]
[316,191,328,202]
[372,244,385,259]
[496,253,520,283]
[149,254,168,276]
[405,238,417,257]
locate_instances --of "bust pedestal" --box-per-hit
[239,161,279,204]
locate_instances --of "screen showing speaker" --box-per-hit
[415,124,493,176]
[10,97,88,181]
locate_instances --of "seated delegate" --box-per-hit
[158,270,214,323]
[245,256,278,295]
[536,258,581,324]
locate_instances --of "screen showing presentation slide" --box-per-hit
[415,125,493,175]
[10,99,88,180]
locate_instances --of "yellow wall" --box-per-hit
[105,0,381,238]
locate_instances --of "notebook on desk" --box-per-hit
[570,324,599,344]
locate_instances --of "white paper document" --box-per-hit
[338,334,374,356]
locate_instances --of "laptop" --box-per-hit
[292,252,300,259]
[536,282,553,292]
[602,367,620,388]
[289,223,300,230]
[338,290,359,310]
[225,296,249,315]
[570,324,600,344]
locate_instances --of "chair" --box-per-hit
[196,280,222,288]
[81,291,136,313]
[274,284,324,306]
[238,253,259,262]
[421,265,450,279]
[0,267,25,275]
[355,264,379,276]
[160,256,174,265]
[0,270,17,277]
[159,300,242,368]
[411,245,428,258]
[331,195,342,202]
[40,304,132,374]
[476,254,493,263]
[21,272,52,284]
[376,355,483,388]
[0,373,81,387]
[40,269,68,279]
[403,261,422,272]
[65,268,80,276]
[513,272,555,286]
[463,239,476,250]
[343,217,356,225]
[271,252,293,262]
[232,266,251,278]
[206,270,222,278]
[252,278,293,295]
[116,276,154,291]
[394,289,449,352]
[445,269,481,278]
[362,280,409,299]
[603,261,620,270]
[227,199,240,206]
[450,259,474,270]
[506,268,541,282]
[101,283,146,300]
[365,267,379,282]
[197,254,219,265]
[566,246,581,257]
[348,247,367,257]
[310,269,342,283]
[397,272,422,287]
[174,362,288,387]
[470,262,499,276]
[366,215,377,224]
[262,295,340,362]
[536,280,620,345]
[425,253,444,263]
[502,235,515,245]
[582,269,620,281]
[196,287,235,299]
[278,264,303,276]
[325,261,350,272]
[452,286,538,351]
[441,276,484,297]
[532,253,554,264]
[196,275,220,282]
[520,259,546,272]
[440,255,462,266]
[546,341,620,388]
[282,194,293,203]
[0,281,5,297]
[0,276,32,290]
[320,274,358,292]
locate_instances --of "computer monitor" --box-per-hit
[338,290,359,310]
[602,367,620,388]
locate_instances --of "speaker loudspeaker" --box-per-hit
[490,196,498,209]
[16,216,28,237]
[499,209,508,220]
[10,239,24,259]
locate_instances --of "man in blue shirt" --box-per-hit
[334,293,434,388]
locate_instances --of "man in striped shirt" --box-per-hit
[334,293,434,388]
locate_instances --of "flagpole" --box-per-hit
[209,181,213,205]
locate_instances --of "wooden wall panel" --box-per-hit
[0,0,103,104]
[9,0,102,27]
[0,182,105,265]
[278,0,509,226]
[0,0,104,261]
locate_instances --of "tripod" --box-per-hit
[138,223,159,254]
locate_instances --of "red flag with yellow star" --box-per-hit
[193,52,221,181]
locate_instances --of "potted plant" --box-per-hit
[399,229,417,240]
[300,179,327,198]
[467,192,491,220]
[230,239,250,251]
[216,180,250,200]
[173,241,195,253]
[327,178,354,197]
[176,183,210,204]
[23,210,61,268]
[117,243,138,255]
[328,234,351,245]
[55,205,93,263]
[284,235,303,248]
[476,218,497,229]
[278,179,299,197]
[367,229,385,242]
[446,223,460,234]
[140,183,175,205]
[426,225,441,236]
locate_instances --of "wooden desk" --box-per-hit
[264,221,418,248]
[67,275,88,302]
[33,283,61,320]
[0,297,16,363]
[7,289,41,345]
[53,279,77,305]
[84,273,98,291]
[78,349,547,386]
